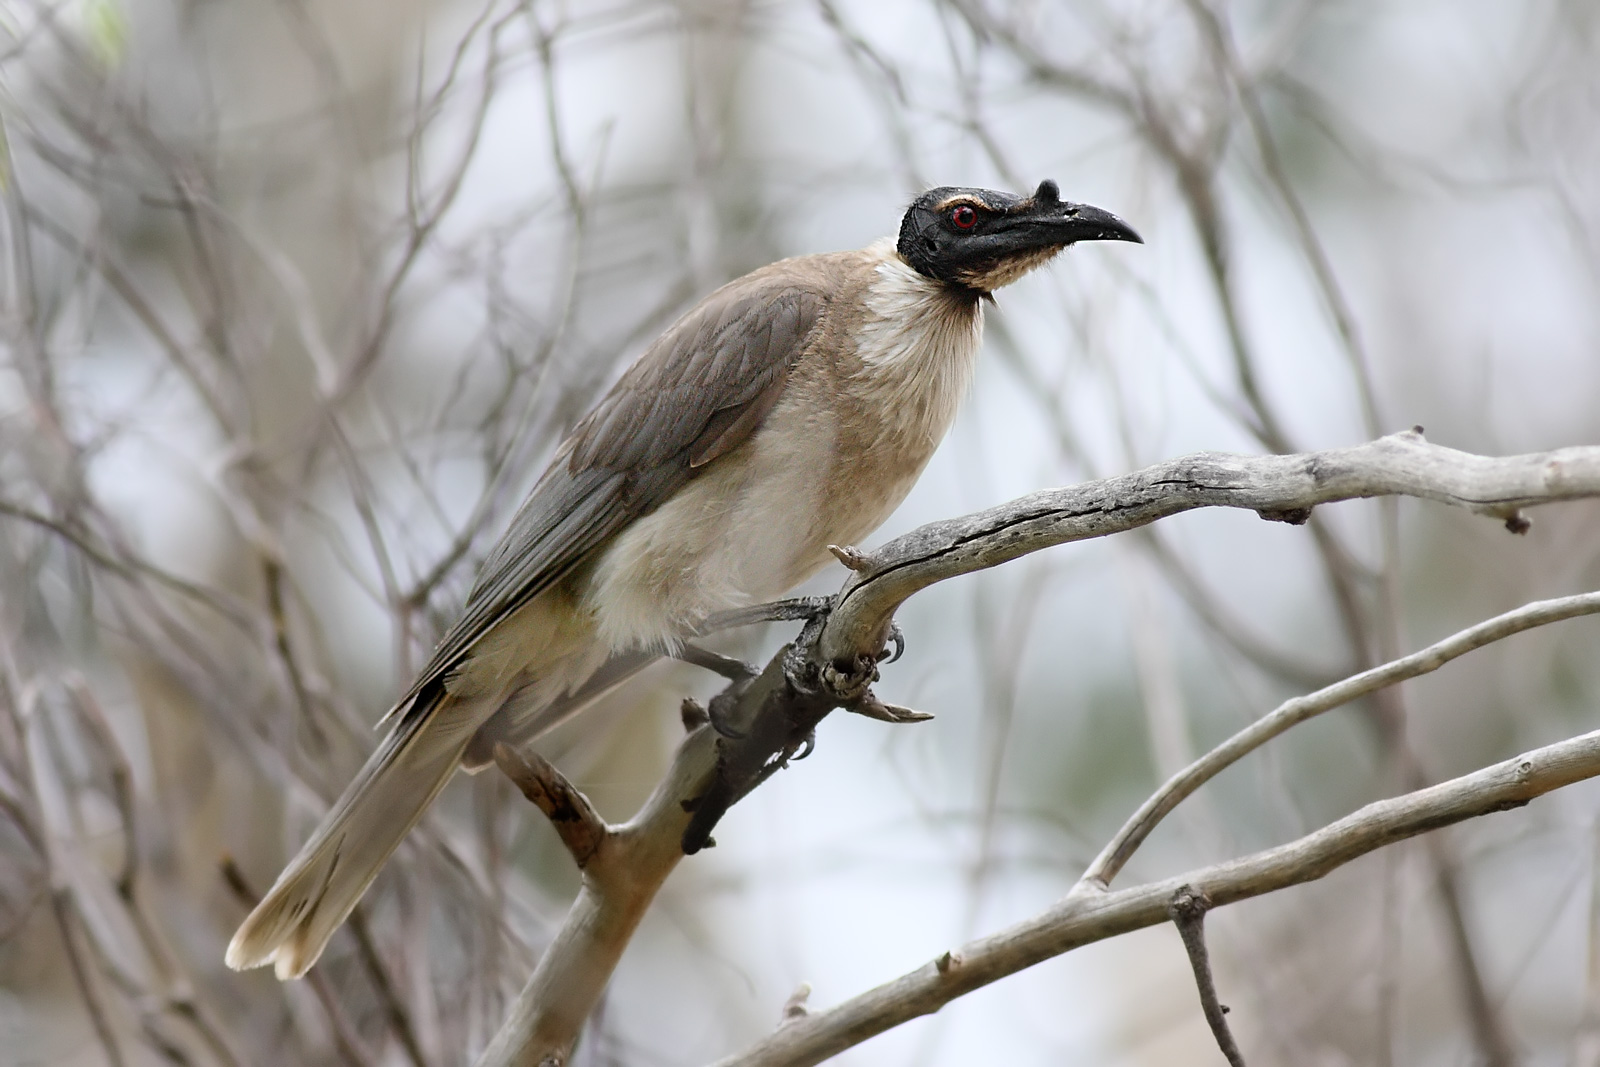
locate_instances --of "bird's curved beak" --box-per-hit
[1040,201,1143,245]
[1002,180,1142,247]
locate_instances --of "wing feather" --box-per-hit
[397,281,825,705]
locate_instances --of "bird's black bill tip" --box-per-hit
[1059,202,1143,246]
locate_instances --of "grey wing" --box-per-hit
[394,282,826,710]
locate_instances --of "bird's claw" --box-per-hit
[847,689,934,725]
[877,621,906,664]
[792,731,817,761]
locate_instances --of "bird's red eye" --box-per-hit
[951,205,978,230]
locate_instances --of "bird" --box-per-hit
[226,179,1140,979]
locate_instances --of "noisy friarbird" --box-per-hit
[227,180,1140,978]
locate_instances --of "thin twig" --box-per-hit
[220,859,384,1067]
[1168,885,1248,1067]
[51,892,128,1067]
[492,743,609,869]
[348,907,434,1067]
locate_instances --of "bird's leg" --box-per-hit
[671,643,761,738]
[700,596,832,633]
[672,641,759,682]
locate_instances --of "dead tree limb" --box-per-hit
[710,728,1600,1067]
[819,430,1600,665]
[479,431,1600,1065]
[474,731,720,1067]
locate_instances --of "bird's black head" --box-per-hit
[896,180,1141,295]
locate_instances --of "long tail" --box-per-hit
[226,684,484,979]
[460,649,657,770]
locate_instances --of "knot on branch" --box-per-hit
[780,982,812,1023]
[1256,506,1312,525]
[827,543,875,572]
[680,697,709,731]
[1167,883,1213,924]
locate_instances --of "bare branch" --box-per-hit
[1168,885,1249,1067]
[709,728,1600,1067]
[1079,589,1600,891]
[819,431,1600,665]
[492,743,608,869]
[474,728,720,1067]
[480,433,1600,1064]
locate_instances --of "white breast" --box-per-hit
[851,242,985,448]
[583,406,835,650]
[584,241,983,653]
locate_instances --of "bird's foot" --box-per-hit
[703,690,750,739]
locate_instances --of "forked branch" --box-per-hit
[1076,589,1600,893]
[475,730,719,1067]
[481,433,1600,1066]
[711,728,1600,1067]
